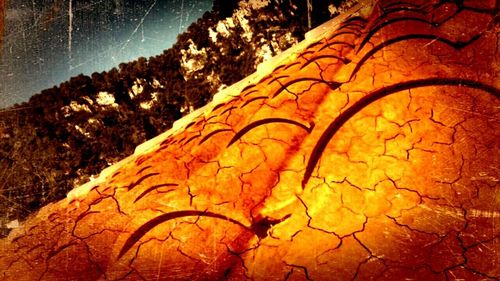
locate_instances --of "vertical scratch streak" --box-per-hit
[32,0,37,25]
[178,0,184,34]
[68,0,73,61]
[156,240,165,280]
[120,0,157,51]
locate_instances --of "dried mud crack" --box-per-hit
[1,0,499,280]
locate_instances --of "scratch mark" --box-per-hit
[120,0,158,52]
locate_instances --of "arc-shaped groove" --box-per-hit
[134,183,179,203]
[302,78,500,188]
[267,75,290,86]
[135,156,150,166]
[184,121,196,130]
[283,61,301,71]
[117,210,250,259]
[227,118,314,147]
[243,89,259,97]
[298,50,316,58]
[319,41,355,52]
[211,102,227,113]
[160,137,173,146]
[378,1,427,12]
[300,55,352,70]
[241,83,256,93]
[135,165,152,176]
[336,23,365,32]
[183,132,202,146]
[381,1,421,10]
[47,242,79,260]
[306,41,324,50]
[240,96,268,108]
[198,128,233,145]
[339,21,365,29]
[128,173,160,191]
[342,16,368,24]
[194,119,204,126]
[205,115,220,123]
[220,106,237,116]
[273,64,288,72]
[377,6,427,19]
[350,33,482,81]
[118,211,291,260]
[272,77,342,98]
[260,73,275,82]
[174,135,186,145]
[356,16,435,54]
[328,31,361,41]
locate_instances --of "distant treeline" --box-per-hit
[0,0,350,236]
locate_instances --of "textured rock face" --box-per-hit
[1,0,499,280]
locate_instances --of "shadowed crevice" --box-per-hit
[227,118,315,147]
[118,210,291,260]
[133,183,179,203]
[302,78,499,188]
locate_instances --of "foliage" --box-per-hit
[0,0,348,237]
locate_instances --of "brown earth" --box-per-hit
[0,0,4,55]
[1,0,499,280]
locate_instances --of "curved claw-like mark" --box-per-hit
[340,20,365,28]
[118,211,291,259]
[283,62,301,71]
[211,102,227,112]
[184,121,196,130]
[301,78,499,188]
[337,23,364,32]
[243,90,259,97]
[381,1,421,10]
[380,6,427,15]
[306,41,324,50]
[267,75,291,86]
[241,84,256,93]
[128,173,160,191]
[274,62,302,73]
[319,41,355,52]
[198,128,233,145]
[350,33,481,81]
[135,165,152,175]
[220,106,237,116]
[240,96,268,108]
[343,16,368,24]
[134,183,179,203]
[328,31,362,42]
[118,210,250,259]
[47,242,79,259]
[227,118,314,147]
[183,133,201,145]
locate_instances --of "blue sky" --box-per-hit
[0,0,212,108]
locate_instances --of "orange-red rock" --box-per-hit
[1,0,498,280]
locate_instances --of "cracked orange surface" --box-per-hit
[1,0,499,280]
